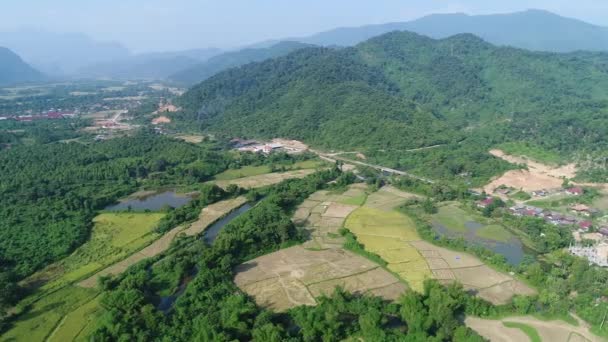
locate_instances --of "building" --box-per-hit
[569,243,608,267]
[566,187,584,196]
[477,197,494,209]
[579,221,593,231]
[571,204,592,217]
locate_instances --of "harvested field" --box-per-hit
[79,197,247,288]
[234,246,405,311]
[466,316,603,342]
[214,169,316,189]
[363,186,420,211]
[465,317,529,342]
[296,185,366,249]
[344,200,535,304]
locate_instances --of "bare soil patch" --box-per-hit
[215,169,316,189]
[234,246,404,311]
[467,315,602,342]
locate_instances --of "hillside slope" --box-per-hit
[176,31,608,155]
[0,47,45,85]
[170,41,314,85]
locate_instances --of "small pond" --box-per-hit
[432,220,529,265]
[105,191,192,211]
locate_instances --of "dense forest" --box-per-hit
[0,132,231,280]
[175,30,608,181]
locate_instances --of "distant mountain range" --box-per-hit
[2,10,608,81]
[170,41,314,85]
[78,48,222,80]
[288,9,608,52]
[0,47,45,86]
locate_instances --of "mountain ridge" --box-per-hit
[0,47,45,86]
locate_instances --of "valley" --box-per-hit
[2,7,608,341]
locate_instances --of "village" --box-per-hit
[478,181,608,267]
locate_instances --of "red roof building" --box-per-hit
[477,197,494,208]
[579,221,593,230]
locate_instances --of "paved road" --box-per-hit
[314,151,434,184]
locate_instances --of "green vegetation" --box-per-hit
[171,41,313,85]
[498,142,563,165]
[30,212,164,294]
[476,225,512,243]
[0,286,98,342]
[88,171,487,341]
[48,296,102,342]
[511,190,532,201]
[213,159,323,181]
[339,228,388,267]
[175,31,608,182]
[339,192,368,206]
[434,204,471,233]
[502,321,542,342]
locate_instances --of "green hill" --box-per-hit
[0,47,45,85]
[170,41,313,85]
[176,31,608,182]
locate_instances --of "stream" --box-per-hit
[157,202,254,313]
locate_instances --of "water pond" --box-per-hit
[432,220,529,265]
[105,191,192,211]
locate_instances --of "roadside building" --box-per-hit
[477,197,494,209]
[571,204,592,217]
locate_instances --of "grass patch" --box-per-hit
[339,193,368,206]
[502,321,542,342]
[498,142,563,165]
[48,295,102,342]
[213,160,324,181]
[476,225,513,242]
[1,286,99,342]
[213,165,272,181]
[511,191,532,201]
[433,204,473,233]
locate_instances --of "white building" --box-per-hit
[569,243,608,267]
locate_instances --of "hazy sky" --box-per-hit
[2,0,608,52]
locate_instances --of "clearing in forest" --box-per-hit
[343,189,535,304]
[78,197,247,288]
[465,316,602,342]
[482,149,579,195]
[235,184,406,311]
[214,169,317,189]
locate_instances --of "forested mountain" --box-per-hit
[295,10,608,52]
[177,31,608,151]
[78,48,222,80]
[170,41,313,85]
[0,47,45,85]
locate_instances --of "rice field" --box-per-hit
[344,194,535,302]
[0,286,99,342]
[23,212,164,293]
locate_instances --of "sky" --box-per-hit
[1,0,608,52]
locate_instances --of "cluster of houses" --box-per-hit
[508,204,597,231]
[0,111,77,122]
